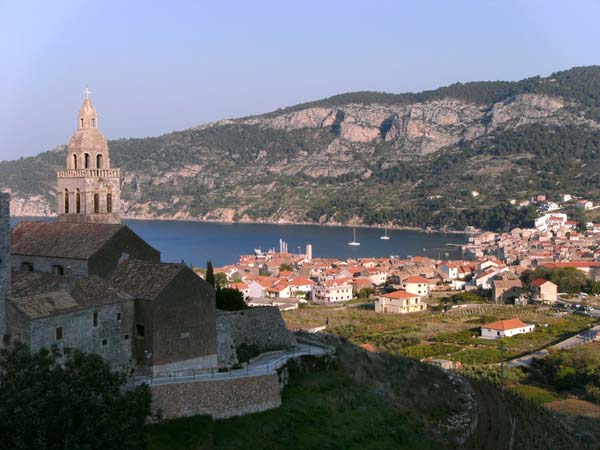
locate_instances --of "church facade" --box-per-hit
[0,91,218,374]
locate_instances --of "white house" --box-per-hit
[312,278,353,303]
[401,275,431,296]
[481,318,535,339]
[374,290,426,314]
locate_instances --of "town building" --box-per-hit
[491,279,523,304]
[401,275,431,296]
[480,318,535,339]
[374,290,426,314]
[312,278,353,303]
[529,279,558,304]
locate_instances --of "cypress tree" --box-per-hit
[206,260,215,287]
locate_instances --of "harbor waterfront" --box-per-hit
[10,218,467,267]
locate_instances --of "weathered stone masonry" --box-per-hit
[150,373,281,419]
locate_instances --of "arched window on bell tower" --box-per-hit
[73,154,78,169]
[94,192,100,214]
[96,154,103,169]
[80,117,84,128]
[85,153,91,169]
[76,189,81,213]
[91,118,96,128]
[64,189,69,214]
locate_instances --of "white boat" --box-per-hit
[348,228,360,246]
[380,227,390,240]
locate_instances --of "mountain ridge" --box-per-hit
[3,65,600,231]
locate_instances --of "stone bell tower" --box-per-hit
[57,88,121,224]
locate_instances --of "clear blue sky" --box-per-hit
[1,0,600,160]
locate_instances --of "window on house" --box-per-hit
[106,193,112,213]
[117,312,121,321]
[101,339,107,346]
[52,265,64,276]
[56,327,63,340]
[136,324,145,337]
[123,334,129,340]
[93,312,98,328]
[21,262,33,272]
[94,193,99,213]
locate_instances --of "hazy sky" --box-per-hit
[2,0,600,161]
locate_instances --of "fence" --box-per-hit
[130,343,323,387]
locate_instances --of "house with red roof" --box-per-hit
[481,318,535,339]
[401,275,432,296]
[374,290,426,314]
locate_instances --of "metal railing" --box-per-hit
[130,343,324,387]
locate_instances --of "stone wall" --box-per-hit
[10,255,88,277]
[0,193,9,345]
[216,306,296,368]
[150,373,281,419]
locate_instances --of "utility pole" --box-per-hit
[499,341,505,397]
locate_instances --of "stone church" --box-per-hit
[0,92,217,374]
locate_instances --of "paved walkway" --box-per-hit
[507,325,600,367]
[132,343,328,386]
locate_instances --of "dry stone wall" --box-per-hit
[216,306,296,368]
[151,373,281,419]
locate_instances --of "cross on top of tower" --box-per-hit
[84,86,92,99]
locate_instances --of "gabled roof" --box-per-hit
[382,290,418,299]
[530,278,556,287]
[482,318,530,331]
[11,221,123,260]
[110,260,185,300]
[10,271,129,319]
[403,275,430,284]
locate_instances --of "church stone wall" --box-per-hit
[11,255,88,277]
[150,373,281,419]
[29,300,134,370]
[0,193,9,344]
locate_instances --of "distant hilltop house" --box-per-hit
[529,278,558,304]
[401,275,432,297]
[576,200,594,210]
[374,290,426,314]
[481,318,535,339]
[491,279,523,304]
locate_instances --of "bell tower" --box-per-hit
[57,88,121,224]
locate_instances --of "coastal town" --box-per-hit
[211,208,600,313]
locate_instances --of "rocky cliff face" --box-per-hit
[3,66,600,230]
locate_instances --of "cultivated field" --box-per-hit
[283,303,596,364]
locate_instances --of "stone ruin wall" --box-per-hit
[216,306,297,368]
[150,373,281,419]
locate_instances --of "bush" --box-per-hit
[216,287,247,311]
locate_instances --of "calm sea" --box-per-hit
[10,218,466,267]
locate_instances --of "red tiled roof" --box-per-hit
[382,290,418,299]
[482,318,529,331]
[403,275,430,284]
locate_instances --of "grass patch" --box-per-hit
[513,384,561,404]
[148,341,469,450]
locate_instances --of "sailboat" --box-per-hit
[380,227,390,240]
[348,227,360,246]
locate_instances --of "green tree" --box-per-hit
[205,260,215,288]
[215,272,228,288]
[216,287,247,311]
[279,263,294,272]
[0,345,151,450]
